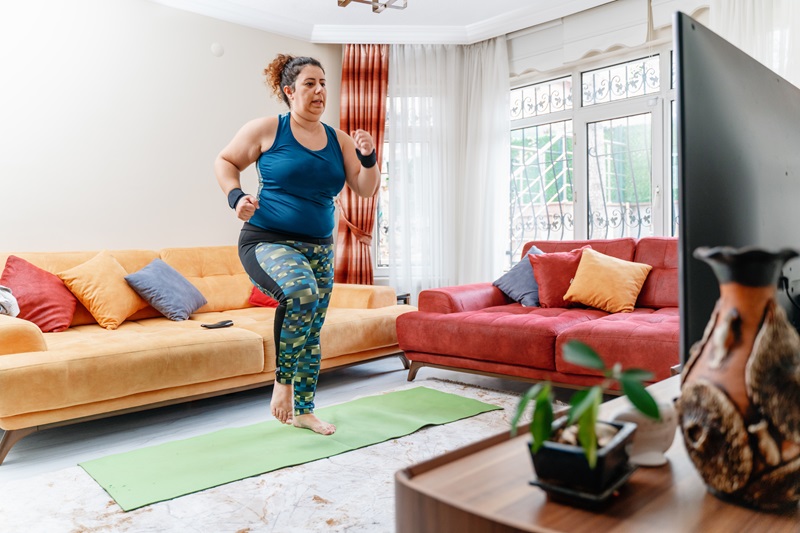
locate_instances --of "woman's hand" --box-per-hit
[351,129,375,156]
[236,195,259,222]
[340,128,380,198]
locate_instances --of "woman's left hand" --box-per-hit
[351,129,375,156]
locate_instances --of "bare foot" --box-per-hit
[270,382,293,424]
[293,413,336,435]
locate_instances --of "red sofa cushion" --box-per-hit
[634,237,678,308]
[529,246,589,308]
[0,255,78,332]
[555,308,679,382]
[249,285,279,308]
[397,305,607,370]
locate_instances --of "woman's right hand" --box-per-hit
[236,195,259,222]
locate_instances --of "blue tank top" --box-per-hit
[249,113,346,239]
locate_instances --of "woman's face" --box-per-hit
[286,65,326,118]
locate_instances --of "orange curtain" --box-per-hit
[335,44,389,285]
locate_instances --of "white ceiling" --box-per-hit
[150,0,616,45]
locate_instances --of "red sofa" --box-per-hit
[396,237,679,388]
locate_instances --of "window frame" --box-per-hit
[509,42,676,245]
[374,41,678,274]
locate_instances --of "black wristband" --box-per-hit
[356,148,377,169]
[227,188,247,210]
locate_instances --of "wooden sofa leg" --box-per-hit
[398,353,410,370]
[0,427,38,466]
[407,361,423,381]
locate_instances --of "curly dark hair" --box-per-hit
[264,54,325,107]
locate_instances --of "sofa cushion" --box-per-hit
[58,251,149,330]
[0,321,265,418]
[159,246,251,313]
[634,237,679,308]
[529,246,590,308]
[564,249,652,313]
[249,285,279,308]
[492,246,544,307]
[397,306,607,370]
[555,308,680,382]
[125,259,208,321]
[189,305,412,368]
[0,250,162,327]
[0,255,77,332]
[329,283,398,309]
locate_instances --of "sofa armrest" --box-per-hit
[0,314,47,355]
[418,283,510,313]
[330,283,397,309]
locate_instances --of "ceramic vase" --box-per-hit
[679,246,800,511]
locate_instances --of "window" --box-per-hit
[587,113,653,239]
[376,151,390,268]
[508,47,677,267]
[510,120,575,260]
[510,76,573,118]
[582,56,660,106]
[375,95,430,273]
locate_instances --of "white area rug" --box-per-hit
[0,379,525,532]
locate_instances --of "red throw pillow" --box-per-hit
[0,255,78,332]
[528,246,591,308]
[249,285,279,308]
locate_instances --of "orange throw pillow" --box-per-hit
[564,248,653,313]
[58,251,148,330]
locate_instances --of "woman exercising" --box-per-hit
[214,54,380,435]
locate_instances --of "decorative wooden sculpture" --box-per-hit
[679,246,800,511]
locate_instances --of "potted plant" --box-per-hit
[511,340,661,501]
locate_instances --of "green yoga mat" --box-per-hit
[80,387,501,511]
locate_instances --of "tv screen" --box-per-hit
[675,12,800,362]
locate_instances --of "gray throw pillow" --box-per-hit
[492,246,544,307]
[125,259,207,321]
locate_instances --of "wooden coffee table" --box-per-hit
[395,376,799,532]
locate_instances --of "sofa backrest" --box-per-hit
[522,238,637,261]
[633,236,678,308]
[159,246,252,312]
[520,237,678,310]
[0,250,161,326]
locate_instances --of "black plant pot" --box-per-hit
[529,417,637,496]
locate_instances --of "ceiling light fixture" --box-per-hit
[337,0,407,14]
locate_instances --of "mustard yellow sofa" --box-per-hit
[0,246,415,465]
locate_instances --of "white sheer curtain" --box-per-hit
[710,0,800,87]
[387,37,509,302]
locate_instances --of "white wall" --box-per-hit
[0,0,342,252]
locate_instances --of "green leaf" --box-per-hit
[531,390,554,453]
[567,386,602,425]
[511,383,545,436]
[621,375,661,420]
[621,368,654,382]
[562,341,606,371]
[577,397,599,469]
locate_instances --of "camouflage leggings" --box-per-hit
[250,241,334,415]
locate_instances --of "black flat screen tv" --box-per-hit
[675,12,800,362]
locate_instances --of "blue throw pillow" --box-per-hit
[125,259,207,321]
[492,245,544,307]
